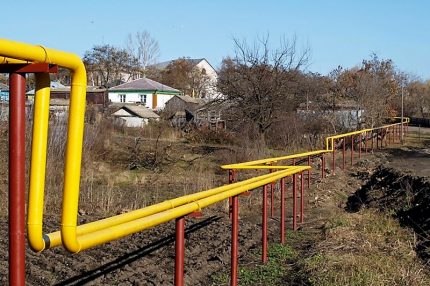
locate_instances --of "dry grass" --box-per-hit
[303,210,430,286]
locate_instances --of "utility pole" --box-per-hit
[401,84,404,144]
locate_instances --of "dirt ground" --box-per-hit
[1,127,430,285]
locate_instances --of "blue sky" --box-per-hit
[2,0,429,79]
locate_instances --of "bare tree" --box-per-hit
[83,45,140,87]
[218,34,310,139]
[126,30,160,75]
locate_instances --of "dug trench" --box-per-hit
[347,165,430,264]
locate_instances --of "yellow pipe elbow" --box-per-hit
[27,73,51,252]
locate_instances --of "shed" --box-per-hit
[111,105,160,127]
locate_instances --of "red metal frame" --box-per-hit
[9,72,26,286]
[292,174,297,231]
[175,217,185,286]
[270,167,274,219]
[262,185,268,263]
[332,139,336,174]
[351,135,354,165]
[280,178,285,244]
[300,172,304,224]
[230,195,239,286]
[342,139,346,170]
[307,155,311,188]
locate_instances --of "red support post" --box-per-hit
[270,168,274,219]
[359,134,362,159]
[365,131,368,154]
[230,195,239,286]
[321,154,325,179]
[262,185,268,263]
[292,174,297,231]
[9,72,26,286]
[280,178,285,244]
[351,135,354,166]
[332,139,335,175]
[342,138,346,170]
[371,131,374,151]
[228,169,235,219]
[175,217,185,286]
[300,172,304,224]
[307,155,311,189]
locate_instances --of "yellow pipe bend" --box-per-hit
[0,38,87,253]
[27,73,51,252]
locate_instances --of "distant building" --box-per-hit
[27,81,108,105]
[151,58,221,100]
[297,99,363,129]
[108,78,181,110]
[111,105,160,127]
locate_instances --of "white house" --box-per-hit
[108,78,181,110]
[112,105,160,127]
[152,58,222,100]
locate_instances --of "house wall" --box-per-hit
[108,91,176,110]
[196,60,222,100]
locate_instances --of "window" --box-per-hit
[119,94,126,103]
[139,94,147,104]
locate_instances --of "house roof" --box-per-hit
[27,84,106,95]
[174,95,206,105]
[109,77,179,93]
[112,105,160,119]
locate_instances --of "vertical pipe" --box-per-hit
[230,195,239,286]
[280,178,285,244]
[175,217,185,286]
[371,131,374,151]
[365,131,368,154]
[9,72,26,286]
[270,168,274,219]
[262,185,268,263]
[342,138,345,170]
[292,174,297,231]
[228,169,234,219]
[300,172,304,224]
[321,154,325,179]
[351,135,354,166]
[358,134,362,158]
[332,139,335,174]
[307,155,311,189]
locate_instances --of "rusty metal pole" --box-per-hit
[307,155,311,189]
[342,139,345,170]
[230,195,239,286]
[365,131,368,154]
[321,154,325,178]
[358,134,362,159]
[262,185,268,263]
[292,174,297,231]
[371,131,374,151]
[280,178,285,244]
[332,139,335,175]
[228,169,235,219]
[300,172,304,224]
[9,72,26,286]
[351,135,354,166]
[270,168,274,219]
[175,217,185,286]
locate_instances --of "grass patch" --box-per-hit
[211,243,297,286]
[302,210,430,286]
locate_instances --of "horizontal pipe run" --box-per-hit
[44,166,309,249]
[60,167,310,252]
